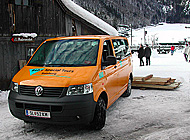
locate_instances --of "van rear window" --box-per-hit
[28,39,99,67]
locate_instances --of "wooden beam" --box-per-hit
[132,75,180,90]
[133,77,173,85]
[132,82,180,90]
[142,74,153,81]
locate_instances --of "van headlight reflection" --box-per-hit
[11,82,18,93]
[66,83,93,95]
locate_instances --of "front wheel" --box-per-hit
[90,97,106,130]
[122,77,132,97]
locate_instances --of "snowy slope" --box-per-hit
[131,23,190,45]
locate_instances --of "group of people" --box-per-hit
[138,44,151,66]
[183,43,190,62]
[137,43,190,66]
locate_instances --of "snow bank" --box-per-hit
[61,0,118,36]
[0,90,9,104]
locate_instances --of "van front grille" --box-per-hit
[19,85,67,97]
[25,103,50,111]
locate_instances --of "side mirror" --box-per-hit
[102,56,117,66]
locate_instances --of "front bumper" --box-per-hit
[8,91,96,125]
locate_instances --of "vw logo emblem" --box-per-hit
[35,86,43,96]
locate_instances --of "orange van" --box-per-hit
[8,35,133,130]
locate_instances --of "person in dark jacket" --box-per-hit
[144,44,151,66]
[138,44,145,66]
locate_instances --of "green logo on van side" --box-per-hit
[119,61,123,67]
[99,72,104,79]
[29,68,45,76]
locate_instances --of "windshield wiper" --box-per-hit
[44,64,78,67]
[27,63,44,66]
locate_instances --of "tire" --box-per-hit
[122,76,132,97]
[90,97,106,130]
[24,120,32,124]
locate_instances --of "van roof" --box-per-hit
[45,35,127,41]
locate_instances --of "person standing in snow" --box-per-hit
[144,44,151,65]
[188,45,190,62]
[138,44,145,66]
[183,44,189,62]
[171,45,175,55]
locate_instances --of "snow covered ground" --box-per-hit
[0,47,190,140]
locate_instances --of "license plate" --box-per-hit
[25,110,50,118]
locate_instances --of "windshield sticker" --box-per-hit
[84,61,91,64]
[99,72,104,79]
[29,68,45,76]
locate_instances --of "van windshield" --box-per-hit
[28,39,100,67]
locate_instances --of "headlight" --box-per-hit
[66,83,93,96]
[11,82,18,93]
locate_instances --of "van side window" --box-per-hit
[112,39,130,60]
[102,40,113,62]
[124,39,131,56]
[102,40,114,69]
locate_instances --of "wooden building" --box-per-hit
[0,0,118,90]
